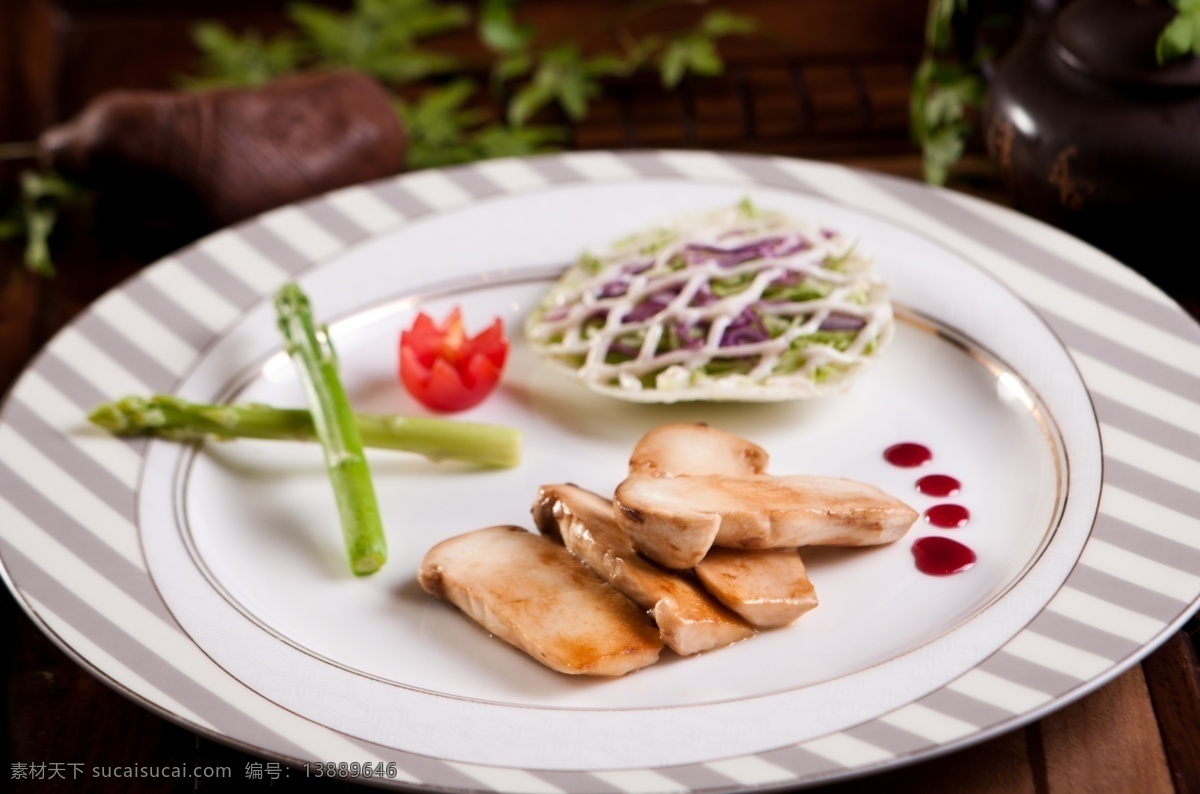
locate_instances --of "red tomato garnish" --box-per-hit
[399,308,508,412]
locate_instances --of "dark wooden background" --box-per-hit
[2,1,1199,792]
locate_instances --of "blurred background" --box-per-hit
[0,0,981,281]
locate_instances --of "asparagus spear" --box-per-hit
[88,395,522,469]
[275,283,386,576]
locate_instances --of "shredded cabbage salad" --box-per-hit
[524,200,895,403]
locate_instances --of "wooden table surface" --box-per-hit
[1,149,1198,793]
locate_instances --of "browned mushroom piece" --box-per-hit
[694,548,818,628]
[614,471,919,569]
[628,422,769,478]
[419,525,662,676]
[533,484,754,656]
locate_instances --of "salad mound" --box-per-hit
[524,201,895,403]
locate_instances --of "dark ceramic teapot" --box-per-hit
[986,0,1200,287]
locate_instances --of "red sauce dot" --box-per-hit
[884,443,932,468]
[925,504,970,528]
[916,474,961,497]
[912,537,976,576]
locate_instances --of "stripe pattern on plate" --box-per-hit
[1,151,1198,793]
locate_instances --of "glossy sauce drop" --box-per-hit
[912,537,976,575]
[884,442,932,468]
[916,474,961,497]
[925,504,970,528]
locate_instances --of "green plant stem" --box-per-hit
[275,283,386,576]
[88,395,522,469]
[0,170,88,277]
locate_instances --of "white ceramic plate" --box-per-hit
[3,152,1200,793]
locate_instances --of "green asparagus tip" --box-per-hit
[88,395,154,434]
[87,402,127,433]
[88,395,181,435]
[274,283,308,338]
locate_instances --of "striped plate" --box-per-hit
[2,151,1199,793]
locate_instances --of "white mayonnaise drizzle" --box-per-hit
[525,204,894,403]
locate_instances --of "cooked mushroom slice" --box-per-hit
[615,472,919,567]
[534,484,755,656]
[695,548,818,628]
[629,422,768,477]
[419,525,662,676]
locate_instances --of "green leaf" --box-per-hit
[398,79,564,169]
[556,76,590,119]
[925,0,960,50]
[480,0,533,54]
[288,4,347,50]
[506,45,602,125]
[685,37,722,75]
[659,36,722,86]
[909,57,933,142]
[508,81,556,126]
[921,125,967,185]
[289,0,468,83]
[415,78,477,113]
[405,141,479,169]
[368,48,461,82]
[652,8,751,89]
[23,208,56,277]
[1,170,89,277]
[1157,16,1193,62]
[910,48,984,186]
[584,53,633,78]
[390,0,470,38]
[472,124,566,158]
[699,10,757,37]
[924,73,984,128]
[620,32,662,71]
[21,170,82,203]
[182,22,302,88]
[396,78,484,155]
[659,39,690,87]
[1157,10,1200,63]
[493,51,533,84]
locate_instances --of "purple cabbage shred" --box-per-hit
[684,235,810,268]
[689,284,719,307]
[624,286,681,322]
[720,306,771,346]
[672,321,706,351]
[818,312,866,331]
[596,280,630,299]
